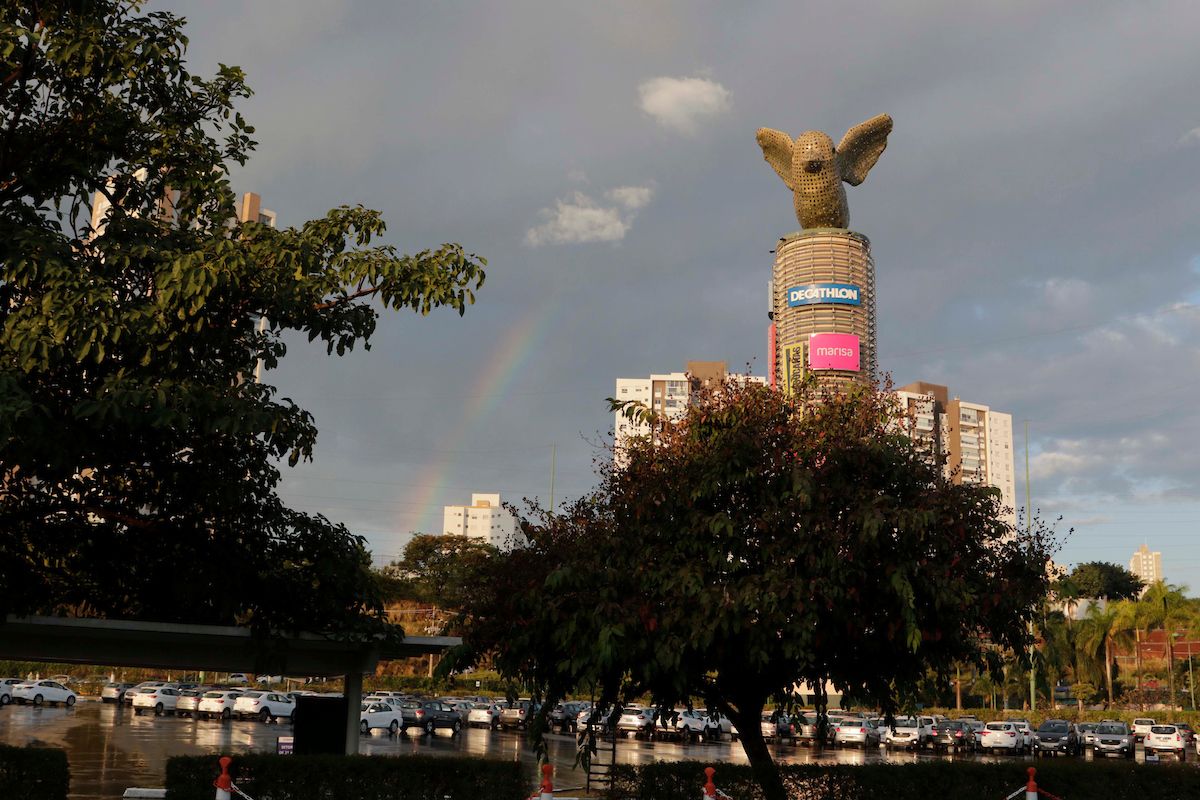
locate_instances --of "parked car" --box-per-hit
[1169,722,1195,748]
[1091,721,1134,759]
[577,704,613,732]
[617,705,659,739]
[793,712,830,746]
[836,718,881,748]
[468,702,502,729]
[1076,722,1099,749]
[667,709,722,742]
[233,691,295,722]
[931,720,974,753]
[197,690,243,720]
[175,688,211,718]
[1010,720,1034,751]
[227,673,250,685]
[1132,717,1156,742]
[1033,719,1079,757]
[499,699,537,731]
[883,716,927,750]
[99,682,133,704]
[549,701,584,733]
[133,686,181,715]
[979,721,1023,753]
[360,701,402,735]
[1,678,26,705]
[123,681,174,707]
[760,712,791,742]
[1145,725,1188,760]
[400,700,463,735]
[13,680,77,707]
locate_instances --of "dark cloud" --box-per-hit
[159,0,1200,584]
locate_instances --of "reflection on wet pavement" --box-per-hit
[2,701,1066,799]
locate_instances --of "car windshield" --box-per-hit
[1038,722,1068,733]
[1097,724,1126,734]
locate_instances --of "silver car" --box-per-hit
[836,718,881,747]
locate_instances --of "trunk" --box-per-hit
[955,665,962,711]
[729,706,786,800]
[1135,628,1143,700]
[1104,636,1114,707]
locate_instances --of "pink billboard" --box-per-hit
[807,333,860,371]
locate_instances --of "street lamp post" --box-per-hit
[1165,599,1177,712]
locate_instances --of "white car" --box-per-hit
[979,721,1023,753]
[0,678,24,705]
[175,688,211,718]
[468,702,502,729]
[836,718,881,747]
[100,682,134,703]
[124,681,173,706]
[616,706,658,738]
[197,690,243,720]
[884,716,928,749]
[1132,717,1157,742]
[1010,720,1034,751]
[360,701,402,735]
[13,680,77,707]
[1145,725,1188,760]
[234,691,294,722]
[133,686,181,715]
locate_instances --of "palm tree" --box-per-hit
[1077,603,1134,706]
[1113,599,1147,696]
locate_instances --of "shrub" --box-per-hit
[610,760,1200,800]
[165,753,527,800]
[0,745,69,800]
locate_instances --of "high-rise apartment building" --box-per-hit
[442,493,521,549]
[895,382,1017,528]
[1129,544,1163,587]
[614,361,767,443]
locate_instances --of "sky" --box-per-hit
[158,1,1200,586]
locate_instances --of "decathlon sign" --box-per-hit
[787,283,861,307]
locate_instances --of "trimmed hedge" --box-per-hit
[0,745,69,800]
[165,753,528,800]
[610,759,1200,800]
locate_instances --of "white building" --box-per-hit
[442,493,521,549]
[1129,544,1163,587]
[614,361,767,443]
[895,382,1017,529]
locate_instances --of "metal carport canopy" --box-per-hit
[0,615,462,754]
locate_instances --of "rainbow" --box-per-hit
[403,301,562,536]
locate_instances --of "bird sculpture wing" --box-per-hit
[756,128,795,191]
[836,114,893,186]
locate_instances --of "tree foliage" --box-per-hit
[381,534,499,610]
[1056,562,1144,602]
[447,378,1057,800]
[0,1,485,634]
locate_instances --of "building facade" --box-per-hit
[1129,544,1163,587]
[442,493,520,549]
[895,381,1017,528]
[614,361,767,443]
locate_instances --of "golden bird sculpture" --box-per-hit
[756,114,893,230]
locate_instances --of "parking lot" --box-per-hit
[0,700,1192,799]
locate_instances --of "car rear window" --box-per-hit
[241,691,262,699]
[895,717,918,728]
[986,723,1011,731]
[1134,719,1155,725]
[1151,726,1176,734]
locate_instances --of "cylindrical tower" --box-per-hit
[772,228,876,391]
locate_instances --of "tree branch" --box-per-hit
[312,285,379,311]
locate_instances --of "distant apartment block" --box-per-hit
[89,172,275,236]
[614,361,767,443]
[894,381,1017,528]
[1129,544,1163,588]
[442,493,521,549]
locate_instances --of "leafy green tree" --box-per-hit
[382,534,499,610]
[0,1,485,633]
[1056,562,1144,603]
[447,378,1056,800]
[1076,602,1134,707]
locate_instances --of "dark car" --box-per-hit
[931,720,975,753]
[399,700,462,735]
[549,701,584,733]
[1033,719,1079,757]
[1092,721,1135,758]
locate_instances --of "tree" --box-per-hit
[382,534,499,610]
[0,1,485,633]
[447,378,1056,800]
[1076,603,1133,707]
[1056,562,1144,603]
